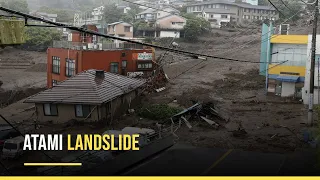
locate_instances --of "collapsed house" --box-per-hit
[24,69,145,123]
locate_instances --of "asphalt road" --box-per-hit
[122,144,319,176]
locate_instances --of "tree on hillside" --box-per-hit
[121,4,142,23]
[0,0,29,13]
[38,6,75,22]
[103,4,124,23]
[24,27,62,48]
[184,16,211,41]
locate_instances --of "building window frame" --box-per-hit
[65,59,76,77]
[75,105,91,118]
[110,62,119,74]
[122,60,127,69]
[52,56,60,74]
[221,15,228,19]
[124,26,131,32]
[43,104,58,116]
[137,62,153,69]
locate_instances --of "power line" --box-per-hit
[278,0,295,12]
[267,0,285,17]
[0,6,278,64]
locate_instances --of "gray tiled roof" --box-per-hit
[24,70,145,105]
[187,0,275,10]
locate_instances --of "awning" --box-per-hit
[276,76,299,83]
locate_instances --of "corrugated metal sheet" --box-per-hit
[24,70,145,104]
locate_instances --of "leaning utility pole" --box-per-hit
[308,0,319,126]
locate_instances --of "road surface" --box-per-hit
[121,144,319,176]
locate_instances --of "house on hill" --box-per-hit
[24,70,145,124]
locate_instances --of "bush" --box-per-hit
[137,104,182,120]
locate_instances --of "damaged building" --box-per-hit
[24,69,145,123]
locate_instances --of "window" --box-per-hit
[52,56,60,74]
[172,22,176,25]
[75,105,91,118]
[211,14,214,18]
[124,26,131,32]
[193,6,195,11]
[122,52,126,57]
[138,63,153,69]
[52,80,58,87]
[65,59,76,77]
[110,62,119,73]
[221,15,228,19]
[43,104,58,116]
[122,60,127,68]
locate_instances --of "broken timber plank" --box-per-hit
[181,116,192,129]
[200,116,219,127]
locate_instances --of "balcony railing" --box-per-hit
[53,41,146,50]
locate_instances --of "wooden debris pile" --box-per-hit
[170,102,228,130]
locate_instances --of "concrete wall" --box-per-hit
[260,23,272,76]
[281,82,296,97]
[160,31,180,38]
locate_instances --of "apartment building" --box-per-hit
[135,7,180,22]
[186,0,279,24]
[47,47,155,88]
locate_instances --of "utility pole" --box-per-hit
[308,0,319,126]
[265,21,272,95]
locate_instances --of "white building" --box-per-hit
[200,8,233,28]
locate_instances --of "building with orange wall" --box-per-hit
[70,25,99,43]
[47,47,155,88]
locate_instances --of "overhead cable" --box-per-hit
[0,6,281,64]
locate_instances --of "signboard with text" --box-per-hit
[137,53,153,60]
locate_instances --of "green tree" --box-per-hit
[184,16,211,41]
[0,0,29,13]
[103,3,124,23]
[38,6,75,22]
[25,27,62,47]
[121,4,142,23]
